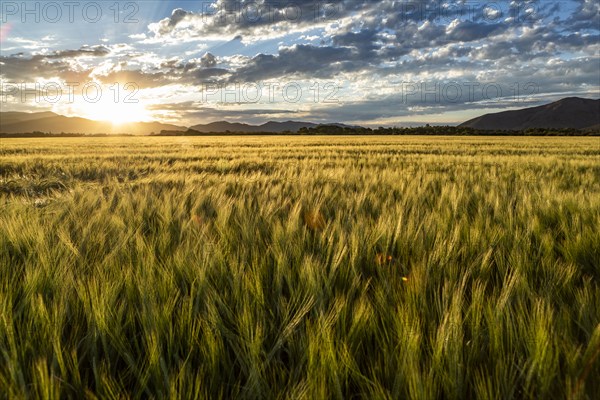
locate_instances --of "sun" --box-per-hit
[77,95,153,125]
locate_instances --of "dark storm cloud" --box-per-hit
[150,1,362,37]
[331,28,380,58]
[462,19,600,64]
[228,44,367,82]
[0,47,228,88]
[147,101,300,124]
[193,67,231,81]
[150,0,506,46]
[446,20,506,42]
[200,52,218,68]
[44,45,111,59]
[565,0,600,31]
[0,45,111,82]
[95,70,172,89]
[0,54,166,89]
[149,0,535,39]
[0,55,91,82]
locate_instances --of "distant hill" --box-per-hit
[189,120,358,133]
[189,120,316,133]
[460,97,600,130]
[0,111,60,126]
[0,112,186,135]
[1,112,354,135]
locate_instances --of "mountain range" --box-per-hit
[2,97,599,134]
[188,121,359,133]
[0,112,186,135]
[459,97,600,131]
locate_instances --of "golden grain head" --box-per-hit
[303,209,326,231]
[375,253,394,266]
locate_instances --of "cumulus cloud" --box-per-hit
[150,8,192,36]
[200,52,217,68]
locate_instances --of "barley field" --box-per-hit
[0,136,599,399]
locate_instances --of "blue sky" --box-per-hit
[1,1,599,126]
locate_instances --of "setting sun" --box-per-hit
[79,96,152,125]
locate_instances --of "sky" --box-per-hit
[0,0,599,126]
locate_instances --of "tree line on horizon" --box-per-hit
[1,125,599,137]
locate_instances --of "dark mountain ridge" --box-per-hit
[459,97,600,130]
[0,111,186,135]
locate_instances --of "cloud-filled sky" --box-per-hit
[1,0,599,126]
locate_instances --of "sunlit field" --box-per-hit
[1,136,599,399]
